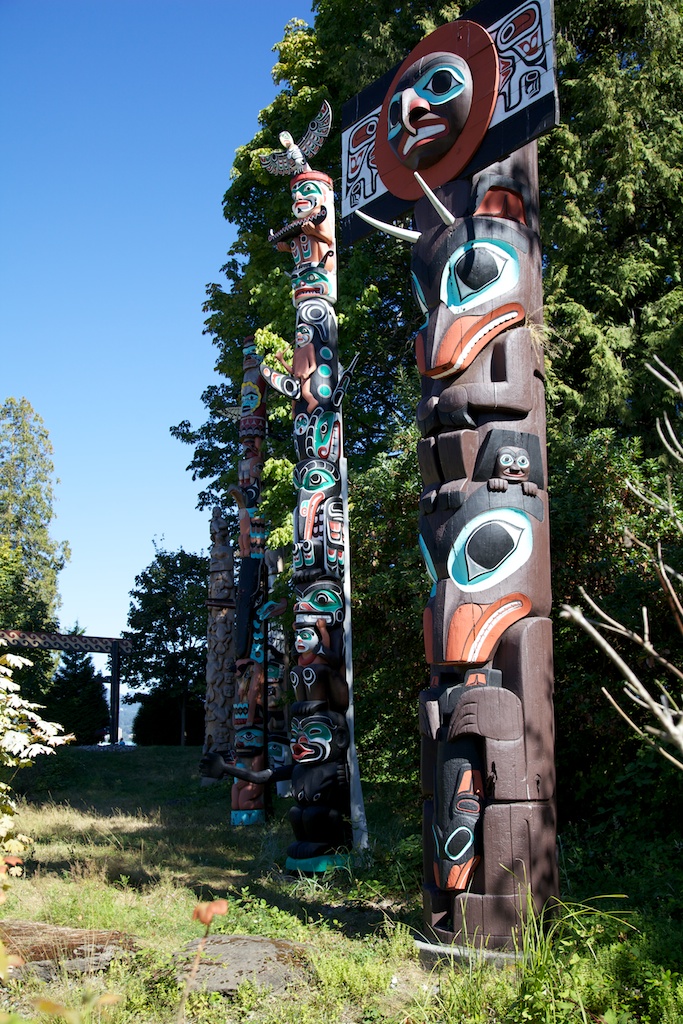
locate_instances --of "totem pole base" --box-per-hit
[285,852,351,874]
[415,938,521,969]
[231,809,266,826]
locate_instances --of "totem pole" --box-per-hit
[343,0,559,947]
[204,508,236,762]
[202,338,289,823]
[206,102,367,871]
[261,100,367,871]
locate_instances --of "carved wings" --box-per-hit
[259,100,333,176]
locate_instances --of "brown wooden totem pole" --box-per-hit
[205,103,368,870]
[343,0,559,947]
[202,338,288,824]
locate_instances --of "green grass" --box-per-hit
[0,746,681,1023]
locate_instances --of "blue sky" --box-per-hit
[1,0,314,661]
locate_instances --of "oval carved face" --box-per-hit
[374,20,499,201]
[386,52,473,171]
[494,446,531,481]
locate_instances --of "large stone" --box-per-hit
[180,934,307,994]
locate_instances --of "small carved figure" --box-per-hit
[488,445,537,495]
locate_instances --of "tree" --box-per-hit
[0,398,69,622]
[562,359,683,772]
[0,639,70,895]
[41,627,110,746]
[122,548,209,746]
[0,398,70,698]
[172,0,683,825]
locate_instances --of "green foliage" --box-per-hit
[541,0,683,433]
[0,640,69,886]
[0,398,69,699]
[40,629,109,746]
[122,548,208,746]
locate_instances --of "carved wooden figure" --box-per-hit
[346,0,559,948]
[208,103,367,868]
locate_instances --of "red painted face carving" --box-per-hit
[375,21,499,200]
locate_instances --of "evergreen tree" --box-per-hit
[0,398,69,622]
[44,631,110,745]
[0,397,70,697]
[122,548,208,746]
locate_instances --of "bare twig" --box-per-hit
[561,603,683,768]
[575,587,683,684]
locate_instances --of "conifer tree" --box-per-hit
[44,632,110,746]
[0,398,70,697]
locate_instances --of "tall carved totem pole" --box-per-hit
[205,104,367,871]
[259,102,367,871]
[343,0,559,946]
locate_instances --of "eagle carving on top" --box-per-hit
[259,100,333,176]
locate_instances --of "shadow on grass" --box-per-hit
[12,747,425,940]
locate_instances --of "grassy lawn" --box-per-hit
[0,746,681,1023]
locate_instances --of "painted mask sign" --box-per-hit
[341,0,558,244]
[346,1,559,949]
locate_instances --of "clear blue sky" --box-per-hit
[0,0,314,657]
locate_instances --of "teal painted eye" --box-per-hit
[304,724,332,742]
[320,346,333,359]
[415,64,466,104]
[518,455,530,469]
[311,588,342,612]
[499,453,515,467]
[302,468,335,489]
[447,508,533,592]
[297,181,324,198]
[440,240,519,313]
[319,384,332,397]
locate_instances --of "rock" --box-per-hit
[179,934,308,995]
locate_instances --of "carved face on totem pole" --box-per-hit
[291,175,328,220]
[294,406,342,463]
[386,52,473,171]
[410,214,531,382]
[494,445,530,482]
[289,703,349,765]
[288,170,337,306]
[375,21,499,201]
[294,579,345,628]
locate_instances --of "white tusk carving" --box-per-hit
[355,209,421,242]
[414,172,455,226]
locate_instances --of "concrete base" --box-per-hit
[415,938,521,969]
